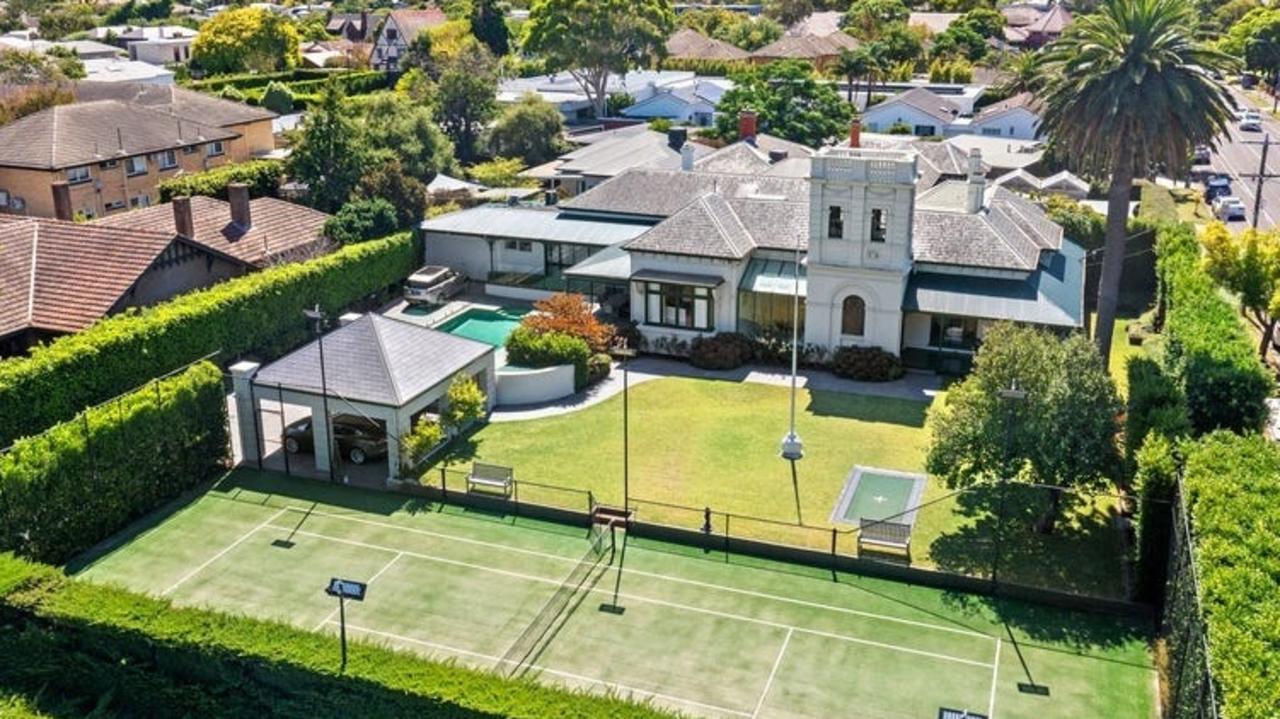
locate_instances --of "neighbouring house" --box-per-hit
[748,31,858,71]
[1002,2,1072,47]
[620,78,732,126]
[82,58,176,85]
[0,212,245,354]
[960,92,1043,140]
[523,125,717,196]
[665,28,749,63]
[89,24,198,49]
[423,120,1084,374]
[300,39,368,68]
[326,10,375,42]
[498,70,733,124]
[0,35,121,59]
[862,87,962,137]
[370,7,446,71]
[908,12,961,35]
[992,169,1089,200]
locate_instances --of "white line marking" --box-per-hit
[275,504,987,639]
[163,508,287,596]
[752,628,793,718]
[334,621,753,718]
[988,637,1002,719]
[313,552,403,631]
[270,523,993,669]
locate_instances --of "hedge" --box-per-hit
[0,362,227,564]
[505,327,591,390]
[156,158,284,202]
[0,554,678,719]
[1155,222,1271,434]
[1132,431,1179,604]
[0,232,418,448]
[1124,356,1190,469]
[1181,432,1280,719]
[187,68,374,92]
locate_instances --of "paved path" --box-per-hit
[490,357,943,423]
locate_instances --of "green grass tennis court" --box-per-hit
[72,470,1157,719]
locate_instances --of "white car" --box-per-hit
[1240,111,1263,131]
[1214,196,1248,222]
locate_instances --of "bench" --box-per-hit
[467,462,513,497]
[857,518,912,560]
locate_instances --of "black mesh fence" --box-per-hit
[1160,482,1220,719]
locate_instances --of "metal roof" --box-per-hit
[421,206,653,247]
[740,257,806,297]
[631,269,724,287]
[563,241,633,281]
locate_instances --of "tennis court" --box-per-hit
[72,470,1157,719]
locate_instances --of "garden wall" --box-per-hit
[495,364,576,406]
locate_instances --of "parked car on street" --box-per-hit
[1192,145,1212,164]
[1204,174,1233,201]
[1240,111,1263,131]
[1213,196,1248,222]
[283,414,388,465]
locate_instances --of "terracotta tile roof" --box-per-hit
[751,32,856,61]
[92,196,330,267]
[72,81,275,126]
[0,215,178,336]
[0,100,238,170]
[385,7,446,42]
[666,28,749,62]
[1027,4,1071,34]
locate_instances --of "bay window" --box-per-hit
[644,282,713,331]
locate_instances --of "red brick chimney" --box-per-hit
[849,119,862,149]
[228,182,251,230]
[172,196,194,238]
[738,110,757,145]
[50,181,72,221]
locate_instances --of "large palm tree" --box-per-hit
[997,51,1043,97]
[1038,0,1236,369]
[832,47,872,104]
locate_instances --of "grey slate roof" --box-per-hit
[914,181,1063,270]
[254,314,492,407]
[626,193,755,259]
[421,205,652,247]
[563,168,808,218]
[694,143,773,176]
[555,129,715,178]
[876,87,961,125]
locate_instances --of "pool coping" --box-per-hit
[829,465,927,529]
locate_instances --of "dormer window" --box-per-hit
[870,209,887,243]
[827,206,843,239]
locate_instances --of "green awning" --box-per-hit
[740,258,806,297]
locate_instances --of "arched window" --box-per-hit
[841,295,866,336]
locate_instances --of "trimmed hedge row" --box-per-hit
[0,232,419,448]
[1155,223,1271,434]
[187,68,371,91]
[156,158,283,202]
[0,554,678,719]
[0,362,227,564]
[1181,432,1280,719]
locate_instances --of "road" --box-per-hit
[1204,88,1280,230]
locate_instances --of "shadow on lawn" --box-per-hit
[805,389,928,427]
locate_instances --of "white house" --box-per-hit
[964,92,1043,140]
[862,88,962,137]
[620,79,732,127]
[371,7,445,71]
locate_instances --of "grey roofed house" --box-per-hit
[563,168,808,219]
[665,27,749,61]
[626,193,757,259]
[915,182,1062,271]
[73,81,276,126]
[254,313,494,407]
[421,205,651,247]
[876,87,963,126]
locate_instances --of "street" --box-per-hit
[1204,88,1280,230]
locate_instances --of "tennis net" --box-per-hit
[498,521,615,676]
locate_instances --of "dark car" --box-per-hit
[283,414,388,465]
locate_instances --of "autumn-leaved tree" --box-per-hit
[926,323,1121,534]
[1200,221,1280,359]
[191,6,300,74]
[523,293,616,353]
[524,0,675,119]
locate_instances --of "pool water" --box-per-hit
[436,307,531,346]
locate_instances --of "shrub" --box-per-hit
[0,362,226,564]
[157,159,284,201]
[0,233,418,447]
[218,84,246,102]
[887,121,912,135]
[1132,431,1179,604]
[324,198,400,244]
[587,353,612,384]
[521,294,615,353]
[505,327,591,390]
[400,416,445,472]
[830,346,905,382]
[1125,356,1191,468]
[442,373,487,432]
[0,554,680,719]
[259,80,294,113]
[689,332,754,370]
[467,157,535,188]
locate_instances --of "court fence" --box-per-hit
[1158,478,1220,719]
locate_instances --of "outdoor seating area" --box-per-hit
[466,462,514,497]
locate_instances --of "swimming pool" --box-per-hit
[436,307,531,346]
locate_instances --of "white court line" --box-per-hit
[752,628,793,719]
[269,523,994,669]
[988,637,1002,718]
[276,504,988,639]
[313,552,403,632]
[163,508,288,596]
[333,621,753,718]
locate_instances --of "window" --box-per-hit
[827,206,843,239]
[929,315,980,349]
[99,159,119,169]
[125,155,147,176]
[504,240,533,252]
[78,207,95,219]
[981,127,1002,137]
[870,209,887,243]
[841,295,866,336]
[914,125,936,136]
[157,150,177,170]
[385,28,397,41]
[644,282,713,331]
[206,141,225,157]
[104,200,126,211]
[66,166,91,184]
[130,194,150,209]
[182,145,198,155]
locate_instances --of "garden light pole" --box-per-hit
[304,305,336,483]
[992,380,1026,587]
[779,239,804,461]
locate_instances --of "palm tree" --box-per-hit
[864,42,888,108]
[831,47,872,105]
[1037,0,1236,369]
[997,51,1043,96]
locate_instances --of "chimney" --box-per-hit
[768,149,788,164]
[966,148,986,214]
[681,143,696,171]
[172,196,195,238]
[849,119,862,149]
[738,110,757,145]
[667,126,688,151]
[544,189,558,206]
[228,182,251,229]
[50,181,72,221]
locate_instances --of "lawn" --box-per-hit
[430,377,1129,598]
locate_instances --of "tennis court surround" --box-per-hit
[73,470,1157,719]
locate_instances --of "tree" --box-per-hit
[287,79,368,212]
[1037,0,1236,370]
[522,293,616,352]
[260,81,294,114]
[191,7,300,74]
[353,92,456,184]
[468,157,533,187]
[844,0,909,41]
[955,6,1005,39]
[714,60,852,147]
[356,160,430,228]
[323,197,400,244]
[1044,195,1106,250]
[831,47,872,104]
[997,51,1043,96]
[931,24,987,62]
[1200,222,1280,358]
[400,415,445,472]
[717,14,784,51]
[524,0,675,119]
[1219,6,1280,61]
[764,0,813,27]
[442,373,487,432]
[471,0,510,57]
[875,22,925,64]
[926,324,1122,534]
[37,4,98,40]
[486,92,566,165]
[434,42,498,163]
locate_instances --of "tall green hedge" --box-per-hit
[156,159,283,201]
[1132,431,1179,604]
[0,554,677,719]
[505,327,591,390]
[0,362,227,564]
[1124,356,1190,468]
[0,232,418,448]
[1155,223,1271,434]
[1182,432,1280,719]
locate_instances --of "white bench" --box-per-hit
[467,462,513,497]
[857,518,912,559]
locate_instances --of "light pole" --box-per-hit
[992,380,1026,587]
[779,237,804,461]
[304,305,336,483]
[613,338,637,513]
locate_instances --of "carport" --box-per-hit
[230,313,496,485]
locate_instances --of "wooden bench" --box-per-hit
[857,518,912,560]
[467,462,513,497]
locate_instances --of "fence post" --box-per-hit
[830,527,838,580]
[440,466,447,499]
[587,490,594,516]
[723,512,731,557]
[513,478,519,517]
